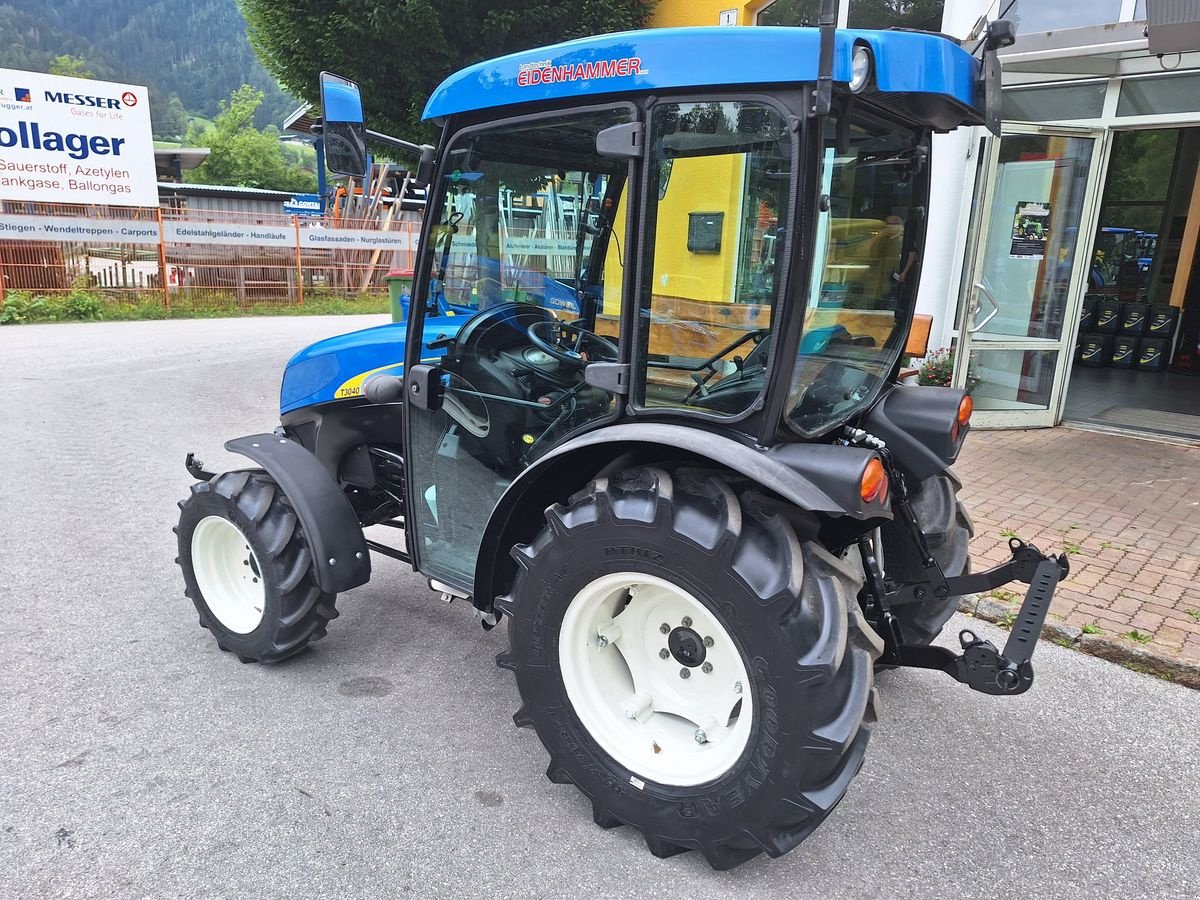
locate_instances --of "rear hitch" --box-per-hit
[870,538,1069,695]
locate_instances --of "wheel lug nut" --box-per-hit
[659,648,669,659]
[679,668,691,680]
[681,616,692,627]
[694,729,707,744]
[733,681,743,694]
[701,662,713,674]
[703,636,714,647]
[659,623,670,634]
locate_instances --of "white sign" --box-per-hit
[165,221,294,248]
[298,227,417,250]
[0,213,159,243]
[0,69,156,207]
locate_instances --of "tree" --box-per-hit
[239,0,657,142]
[152,92,190,141]
[49,54,94,78]
[186,85,318,192]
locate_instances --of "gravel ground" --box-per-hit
[1,317,1196,899]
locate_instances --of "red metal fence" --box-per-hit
[0,201,420,309]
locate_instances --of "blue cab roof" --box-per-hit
[424,26,979,121]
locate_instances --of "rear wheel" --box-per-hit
[176,471,338,663]
[496,467,882,869]
[882,471,974,645]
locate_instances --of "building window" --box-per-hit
[847,1,943,31]
[1117,73,1200,117]
[756,0,828,27]
[1006,0,1125,34]
[755,1,943,31]
[1002,82,1107,122]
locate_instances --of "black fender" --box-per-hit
[862,385,969,481]
[470,422,889,612]
[225,434,370,593]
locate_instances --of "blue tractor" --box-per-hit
[176,11,1068,868]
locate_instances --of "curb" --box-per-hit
[957,596,1200,691]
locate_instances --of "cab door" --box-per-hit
[403,105,637,591]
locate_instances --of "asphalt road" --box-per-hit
[1,316,1196,899]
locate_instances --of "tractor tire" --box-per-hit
[884,471,974,646]
[175,470,338,663]
[495,467,883,870]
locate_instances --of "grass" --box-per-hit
[1062,542,1082,555]
[1185,609,1200,622]
[1123,630,1154,644]
[1081,622,1103,635]
[999,528,1018,539]
[989,589,1018,604]
[1,288,389,324]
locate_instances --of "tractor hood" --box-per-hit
[280,315,465,414]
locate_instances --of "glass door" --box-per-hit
[954,125,1109,427]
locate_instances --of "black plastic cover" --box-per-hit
[863,384,968,481]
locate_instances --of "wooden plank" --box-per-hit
[1168,159,1200,310]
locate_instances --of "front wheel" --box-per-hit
[496,467,882,869]
[175,471,339,663]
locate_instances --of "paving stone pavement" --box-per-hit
[954,427,1200,666]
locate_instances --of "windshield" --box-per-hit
[786,104,929,436]
[423,107,630,320]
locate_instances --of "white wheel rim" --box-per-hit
[558,572,753,787]
[191,516,266,634]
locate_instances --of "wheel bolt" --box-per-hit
[659,623,670,634]
[659,648,669,659]
[694,729,707,744]
[701,662,713,674]
[733,681,743,694]
[681,616,692,627]
[679,668,691,680]
[703,636,714,647]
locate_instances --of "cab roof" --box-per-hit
[423,26,980,123]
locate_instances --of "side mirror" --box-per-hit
[416,144,436,187]
[319,71,368,177]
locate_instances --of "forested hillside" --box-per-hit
[0,0,294,132]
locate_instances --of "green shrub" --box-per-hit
[63,289,104,320]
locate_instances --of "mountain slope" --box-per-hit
[0,0,294,127]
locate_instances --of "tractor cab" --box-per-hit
[384,25,1002,588]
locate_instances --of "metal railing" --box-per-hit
[0,200,421,309]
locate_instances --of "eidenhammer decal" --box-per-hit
[517,57,644,87]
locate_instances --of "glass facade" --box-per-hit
[1006,0,1124,34]
[1118,74,1200,117]
[1003,82,1107,122]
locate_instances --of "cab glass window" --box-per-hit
[786,104,929,436]
[636,100,793,418]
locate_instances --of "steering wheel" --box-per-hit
[526,319,618,368]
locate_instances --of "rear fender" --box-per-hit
[225,434,370,593]
[470,422,889,611]
[863,385,969,481]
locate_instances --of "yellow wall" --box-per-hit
[652,155,745,302]
[599,1,772,314]
[650,1,766,28]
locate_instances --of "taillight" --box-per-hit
[952,395,973,442]
[860,458,888,505]
[957,395,974,427]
